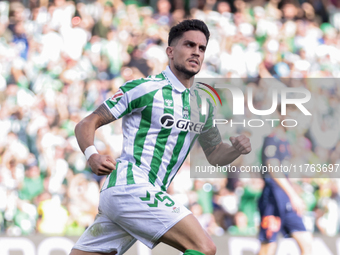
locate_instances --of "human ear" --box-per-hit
[166,46,174,60]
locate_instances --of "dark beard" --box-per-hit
[174,63,199,79]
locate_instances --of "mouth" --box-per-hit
[188,59,199,66]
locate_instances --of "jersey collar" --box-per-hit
[162,66,187,93]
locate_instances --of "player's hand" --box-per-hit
[289,194,306,216]
[88,154,116,176]
[230,135,252,155]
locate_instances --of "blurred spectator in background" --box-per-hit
[19,155,43,202]
[153,0,173,26]
[12,21,29,60]
[92,1,115,38]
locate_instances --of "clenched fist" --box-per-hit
[88,154,116,176]
[229,135,252,155]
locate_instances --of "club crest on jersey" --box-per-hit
[183,107,189,119]
[164,99,173,108]
[110,89,123,103]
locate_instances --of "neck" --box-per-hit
[169,65,195,89]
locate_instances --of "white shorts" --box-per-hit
[73,183,192,254]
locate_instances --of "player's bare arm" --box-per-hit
[198,127,251,166]
[266,158,305,216]
[93,104,117,128]
[75,103,116,176]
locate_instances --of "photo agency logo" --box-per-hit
[196,82,223,108]
[199,82,312,128]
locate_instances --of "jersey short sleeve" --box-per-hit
[104,76,166,119]
[201,97,217,133]
[104,88,126,119]
[197,96,222,150]
[191,88,218,134]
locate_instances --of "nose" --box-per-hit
[192,46,200,56]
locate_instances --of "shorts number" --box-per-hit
[140,191,175,208]
[155,192,175,207]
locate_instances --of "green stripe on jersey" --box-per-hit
[149,85,174,185]
[107,161,119,188]
[106,98,119,109]
[168,134,199,187]
[118,89,158,118]
[120,73,165,93]
[161,131,187,191]
[161,90,190,191]
[126,162,135,184]
[133,90,159,167]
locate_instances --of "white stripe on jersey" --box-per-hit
[121,109,144,164]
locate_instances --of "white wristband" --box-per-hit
[84,145,98,160]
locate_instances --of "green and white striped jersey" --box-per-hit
[101,66,216,192]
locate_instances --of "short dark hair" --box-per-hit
[168,19,210,46]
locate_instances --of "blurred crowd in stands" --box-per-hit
[1,0,340,238]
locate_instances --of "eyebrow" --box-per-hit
[183,40,207,50]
